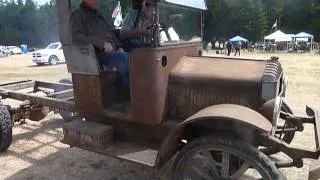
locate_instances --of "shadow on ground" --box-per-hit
[27,62,66,68]
[2,116,171,180]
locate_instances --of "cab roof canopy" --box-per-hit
[163,0,207,10]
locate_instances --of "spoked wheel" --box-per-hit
[173,136,284,180]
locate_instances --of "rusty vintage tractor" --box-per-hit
[0,0,319,179]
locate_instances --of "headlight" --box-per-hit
[260,96,283,126]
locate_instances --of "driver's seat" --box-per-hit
[63,43,119,114]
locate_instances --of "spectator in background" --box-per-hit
[234,41,241,56]
[226,40,232,56]
[206,42,212,53]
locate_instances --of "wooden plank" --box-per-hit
[72,73,117,113]
[56,0,71,44]
[0,80,33,87]
[56,0,101,75]
[53,89,74,100]
[5,90,75,111]
[91,142,158,167]
[35,81,72,91]
[64,44,101,75]
[0,81,35,91]
[62,97,74,101]
[63,120,113,149]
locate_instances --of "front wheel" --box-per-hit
[173,136,284,180]
[49,55,59,65]
[0,105,12,152]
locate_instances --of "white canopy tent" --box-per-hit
[264,30,292,42]
[264,30,292,51]
[164,0,207,10]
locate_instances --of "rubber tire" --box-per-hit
[57,78,73,122]
[49,55,59,65]
[280,100,295,144]
[173,136,285,180]
[0,106,12,152]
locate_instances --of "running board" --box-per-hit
[61,119,158,167]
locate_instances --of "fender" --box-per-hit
[155,104,272,172]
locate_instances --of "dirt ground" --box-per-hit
[0,52,319,180]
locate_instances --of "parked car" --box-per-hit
[32,42,65,65]
[8,46,22,55]
[0,46,10,57]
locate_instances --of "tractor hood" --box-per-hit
[168,56,283,119]
[170,56,268,88]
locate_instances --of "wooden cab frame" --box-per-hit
[56,0,203,125]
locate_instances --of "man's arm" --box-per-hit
[70,11,105,50]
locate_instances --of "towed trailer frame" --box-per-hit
[0,80,75,123]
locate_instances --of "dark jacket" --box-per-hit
[70,3,121,56]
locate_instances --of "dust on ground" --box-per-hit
[0,52,320,180]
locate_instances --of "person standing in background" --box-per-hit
[226,40,232,56]
[234,41,241,56]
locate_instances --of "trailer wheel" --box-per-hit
[58,78,74,122]
[173,136,284,180]
[0,105,12,152]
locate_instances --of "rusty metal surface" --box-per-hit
[62,119,158,167]
[29,105,50,121]
[262,135,319,168]
[261,106,320,168]
[72,73,118,114]
[63,140,158,167]
[306,106,320,149]
[52,89,74,100]
[35,81,73,91]
[168,83,261,119]
[168,56,266,119]
[0,81,35,91]
[0,90,75,112]
[130,42,202,125]
[155,104,272,171]
[170,56,267,87]
[184,104,273,132]
[63,120,113,149]
[0,80,75,112]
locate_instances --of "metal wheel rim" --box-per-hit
[50,56,58,65]
[176,146,271,180]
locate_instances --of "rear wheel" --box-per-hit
[0,105,12,152]
[49,55,59,65]
[173,136,284,180]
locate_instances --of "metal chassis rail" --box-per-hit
[0,80,75,112]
